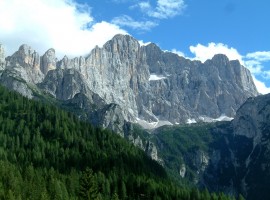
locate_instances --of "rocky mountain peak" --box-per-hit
[104,34,138,47]
[57,55,69,68]
[41,48,56,75]
[210,54,230,65]
[109,34,137,43]
[103,34,141,59]
[145,42,162,52]
[57,56,86,75]
[0,44,44,98]
[18,44,32,54]
[7,44,40,69]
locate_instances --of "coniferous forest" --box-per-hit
[0,85,240,200]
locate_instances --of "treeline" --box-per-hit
[0,85,240,199]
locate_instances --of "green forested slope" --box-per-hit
[0,85,235,200]
[150,123,217,182]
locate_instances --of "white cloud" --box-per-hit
[171,49,185,57]
[112,0,186,32]
[137,0,186,19]
[137,2,151,10]
[111,15,158,31]
[244,51,270,81]
[0,0,127,58]
[252,76,270,94]
[263,71,270,79]
[246,51,270,62]
[112,0,131,3]
[243,60,262,74]
[189,42,243,63]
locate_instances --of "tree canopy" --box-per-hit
[0,85,238,199]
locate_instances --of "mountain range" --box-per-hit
[0,34,258,130]
[1,34,269,199]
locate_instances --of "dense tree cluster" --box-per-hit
[0,85,240,199]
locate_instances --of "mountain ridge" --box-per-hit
[0,34,258,132]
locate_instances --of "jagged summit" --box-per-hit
[0,34,259,130]
[211,53,230,62]
[108,33,135,41]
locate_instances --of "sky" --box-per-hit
[0,0,269,94]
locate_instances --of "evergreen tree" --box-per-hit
[79,168,99,200]
[238,194,245,200]
[112,192,119,200]
[0,85,235,200]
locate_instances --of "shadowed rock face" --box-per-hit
[200,93,270,200]
[0,34,258,126]
[146,93,270,200]
[233,94,270,140]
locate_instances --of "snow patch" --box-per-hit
[215,115,234,121]
[186,118,197,124]
[199,114,233,123]
[136,118,172,129]
[149,74,166,81]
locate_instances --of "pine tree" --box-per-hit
[201,188,211,200]
[238,194,245,200]
[79,168,99,200]
[120,181,127,199]
[112,192,119,200]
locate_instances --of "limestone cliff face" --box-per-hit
[0,44,44,97]
[82,35,145,122]
[41,48,57,75]
[0,34,258,127]
[91,103,127,137]
[40,68,89,100]
[41,34,257,125]
[7,44,43,83]
[140,45,258,123]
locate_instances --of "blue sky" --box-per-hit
[0,0,269,93]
